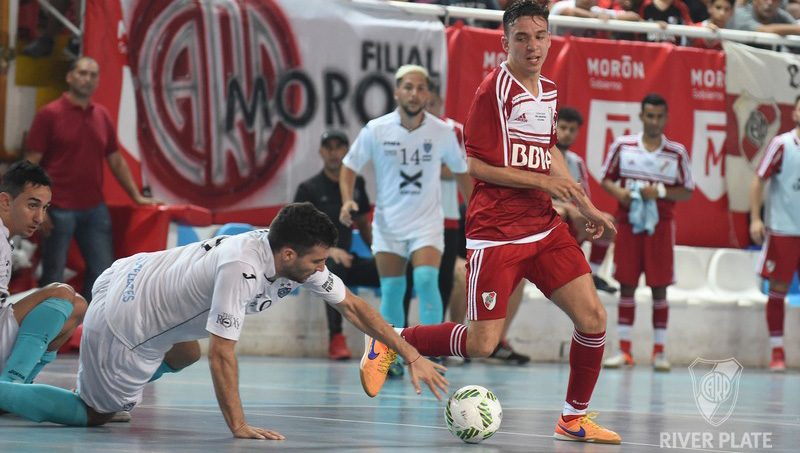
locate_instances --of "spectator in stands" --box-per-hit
[340,65,471,377]
[552,107,617,294]
[22,0,81,59]
[684,0,711,23]
[691,0,734,50]
[788,1,800,21]
[416,0,503,28]
[640,0,694,43]
[294,131,380,360]
[749,94,800,372]
[728,0,800,37]
[600,93,694,372]
[549,0,642,39]
[601,0,647,39]
[24,57,161,302]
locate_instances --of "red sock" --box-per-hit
[566,330,605,411]
[767,291,786,337]
[620,339,632,354]
[618,296,635,325]
[400,323,469,358]
[589,240,610,266]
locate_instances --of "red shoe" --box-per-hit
[770,347,786,372]
[328,333,352,360]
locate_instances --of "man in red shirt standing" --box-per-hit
[24,57,160,301]
[359,1,621,444]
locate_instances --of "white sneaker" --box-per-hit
[109,411,132,423]
[652,352,671,372]
[603,351,634,368]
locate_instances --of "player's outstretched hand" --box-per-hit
[579,204,617,240]
[339,200,359,227]
[233,423,286,440]
[407,356,449,401]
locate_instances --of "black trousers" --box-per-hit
[325,256,380,337]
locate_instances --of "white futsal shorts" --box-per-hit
[77,269,165,414]
[371,226,444,258]
[0,305,20,374]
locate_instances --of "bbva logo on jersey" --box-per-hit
[511,144,551,170]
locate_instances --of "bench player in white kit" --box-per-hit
[0,202,447,440]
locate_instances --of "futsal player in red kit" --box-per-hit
[359,0,621,444]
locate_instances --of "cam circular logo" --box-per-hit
[129,0,301,207]
[699,371,731,404]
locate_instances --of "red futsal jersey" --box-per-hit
[463,63,561,244]
[601,133,693,224]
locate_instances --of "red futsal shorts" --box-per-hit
[613,220,675,287]
[465,223,590,321]
[759,233,800,282]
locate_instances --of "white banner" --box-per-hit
[96,0,447,212]
[724,41,800,211]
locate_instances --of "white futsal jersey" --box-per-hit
[99,230,346,352]
[563,149,591,197]
[0,217,12,309]
[343,110,468,240]
[757,131,800,236]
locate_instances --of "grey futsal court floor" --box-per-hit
[0,355,796,452]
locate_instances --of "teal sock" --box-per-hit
[1,298,72,383]
[148,361,179,382]
[25,350,57,384]
[0,382,88,426]
[379,276,407,328]
[413,266,443,325]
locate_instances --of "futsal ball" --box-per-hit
[444,385,502,443]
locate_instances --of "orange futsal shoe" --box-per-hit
[360,334,397,397]
[554,412,621,444]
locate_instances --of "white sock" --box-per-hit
[770,336,784,349]
[618,325,632,341]
[654,328,667,347]
[589,262,601,274]
[562,401,587,417]
[394,327,404,336]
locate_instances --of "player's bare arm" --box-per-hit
[640,184,693,201]
[208,334,285,440]
[602,178,632,206]
[334,290,449,400]
[749,175,767,245]
[550,146,615,238]
[455,172,473,203]
[338,165,359,226]
[466,156,581,199]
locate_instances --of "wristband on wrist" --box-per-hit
[656,183,667,199]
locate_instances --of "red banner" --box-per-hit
[446,26,736,247]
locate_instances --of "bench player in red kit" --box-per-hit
[359,1,621,444]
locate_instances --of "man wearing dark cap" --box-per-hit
[294,130,379,360]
